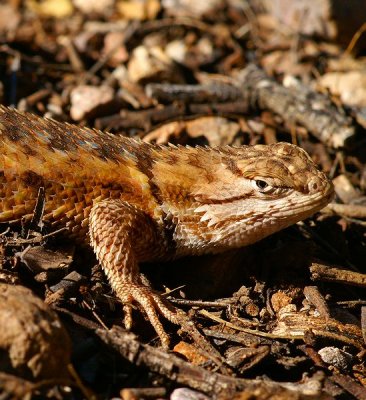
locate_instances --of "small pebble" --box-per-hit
[171,387,210,400]
[318,347,353,370]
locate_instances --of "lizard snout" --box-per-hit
[307,174,334,197]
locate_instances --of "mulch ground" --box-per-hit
[0,1,366,399]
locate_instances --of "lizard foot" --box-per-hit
[116,281,225,364]
[116,281,183,348]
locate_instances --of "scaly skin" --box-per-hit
[0,106,334,346]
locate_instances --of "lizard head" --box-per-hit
[153,142,334,253]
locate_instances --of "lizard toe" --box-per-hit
[120,283,172,347]
[122,304,133,330]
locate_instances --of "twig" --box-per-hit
[310,262,366,288]
[323,203,366,220]
[344,22,366,54]
[96,326,324,398]
[236,64,355,148]
[199,309,281,339]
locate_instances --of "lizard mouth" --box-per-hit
[274,181,334,220]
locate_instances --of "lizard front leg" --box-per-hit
[89,199,181,347]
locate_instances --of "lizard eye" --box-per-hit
[255,180,268,190]
[252,179,274,193]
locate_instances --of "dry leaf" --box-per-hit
[319,71,366,107]
[162,0,222,18]
[128,45,183,83]
[70,85,114,120]
[26,0,74,18]
[73,0,115,15]
[173,341,209,365]
[0,4,21,36]
[117,0,160,20]
[186,116,240,146]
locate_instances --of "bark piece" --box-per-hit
[237,64,355,148]
[18,245,74,275]
[304,286,330,320]
[0,283,71,380]
[272,306,364,351]
[146,82,243,104]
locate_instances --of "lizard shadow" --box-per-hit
[142,227,318,301]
